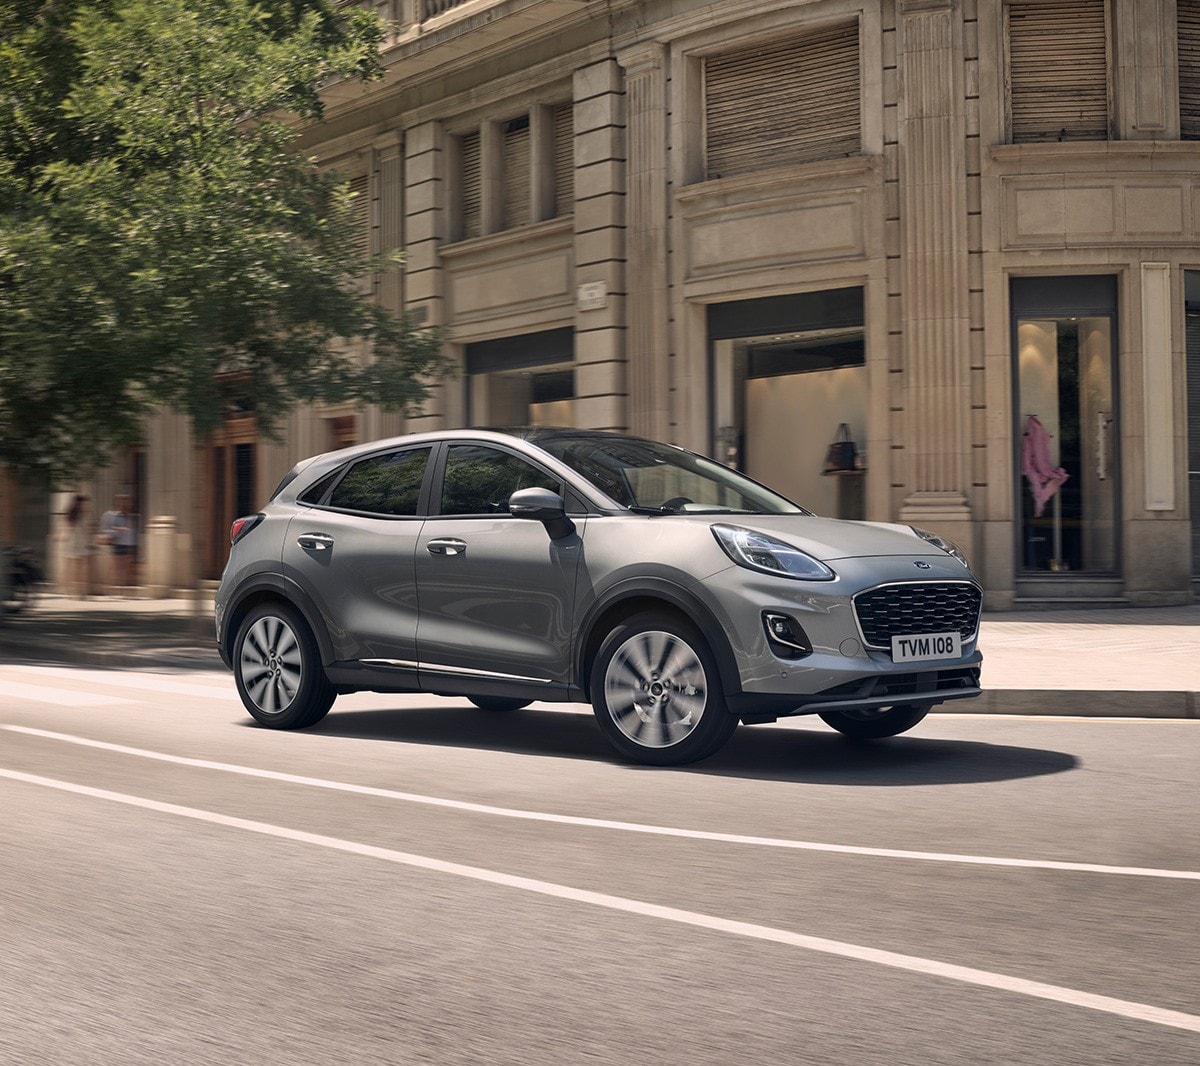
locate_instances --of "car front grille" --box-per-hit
[853,581,982,648]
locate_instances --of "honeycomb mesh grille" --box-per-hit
[854,582,982,648]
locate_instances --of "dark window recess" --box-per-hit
[329,449,430,516]
[440,445,560,516]
[532,370,574,404]
[235,444,256,518]
[747,334,865,379]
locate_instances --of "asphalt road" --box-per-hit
[3,662,1199,1066]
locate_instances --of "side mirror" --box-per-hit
[509,487,576,540]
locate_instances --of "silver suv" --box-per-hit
[215,429,982,765]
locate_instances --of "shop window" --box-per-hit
[1180,0,1200,139]
[710,289,866,520]
[1007,0,1109,143]
[1186,271,1200,576]
[466,328,575,427]
[703,23,860,180]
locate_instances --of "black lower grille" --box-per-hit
[813,667,981,702]
[854,582,982,648]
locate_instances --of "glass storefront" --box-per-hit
[709,289,866,518]
[1186,271,1200,580]
[1011,277,1118,576]
[465,328,574,428]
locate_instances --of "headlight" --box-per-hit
[910,526,972,570]
[712,525,835,581]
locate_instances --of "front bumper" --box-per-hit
[695,554,984,718]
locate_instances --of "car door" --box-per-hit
[283,445,431,666]
[414,442,583,692]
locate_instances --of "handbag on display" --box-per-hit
[822,423,859,475]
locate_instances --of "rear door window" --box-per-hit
[327,448,431,516]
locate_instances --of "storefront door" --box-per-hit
[1011,277,1119,581]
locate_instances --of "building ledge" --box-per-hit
[440,215,574,260]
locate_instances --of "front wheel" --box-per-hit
[818,703,931,740]
[234,602,335,729]
[590,612,737,766]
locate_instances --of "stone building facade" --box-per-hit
[16,0,1200,608]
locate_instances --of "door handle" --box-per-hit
[297,532,334,551]
[427,538,467,557]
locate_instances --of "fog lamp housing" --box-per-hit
[763,612,813,660]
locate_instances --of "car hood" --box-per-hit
[691,514,961,564]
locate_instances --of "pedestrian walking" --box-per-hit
[63,494,94,599]
[100,494,139,594]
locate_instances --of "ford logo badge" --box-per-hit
[914,561,932,570]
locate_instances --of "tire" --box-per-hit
[468,696,531,712]
[818,703,931,740]
[234,601,335,729]
[590,612,737,766]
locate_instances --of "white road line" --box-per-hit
[7,725,1199,883]
[1,665,231,700]
[2,767,1198,1037]
[0,683,129,707]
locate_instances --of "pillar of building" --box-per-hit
[572,58,628,431]
[619,43,670,441]
[403,120,453,431]
[896,0,973,546]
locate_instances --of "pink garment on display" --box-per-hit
[1021,414,1069,518]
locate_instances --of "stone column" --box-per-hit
[896,0,973,542]
[572,59,628,430]
[403,120,452,431]
[619,43,670,441]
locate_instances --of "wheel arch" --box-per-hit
[221,578,334,668]
[576,580,742,703]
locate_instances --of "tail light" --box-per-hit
[230,514,264,545]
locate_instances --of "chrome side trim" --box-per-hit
[421,662,554,685]
[356,659,552,685]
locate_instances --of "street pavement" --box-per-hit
[0,591,1197,717]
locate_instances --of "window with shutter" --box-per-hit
[703,23,860,180]
[1007,0,1109,143]
[503,116,531,229]
[552,103,574,218]
[1180,0,1200,139]
[347,174,371,262]
[459,131,481,240]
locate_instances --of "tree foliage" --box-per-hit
[0,0,448,482]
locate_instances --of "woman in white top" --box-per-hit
[63,494,94,598]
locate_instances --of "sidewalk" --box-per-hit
[1,593,1197,717]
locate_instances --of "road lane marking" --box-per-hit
[2,766,1198,1037]
[7,725,1200,883]
[0,684,129,707]
[1,665,230,700]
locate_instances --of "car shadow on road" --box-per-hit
[302,706,1078,786]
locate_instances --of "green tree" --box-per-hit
[0,0,447,483]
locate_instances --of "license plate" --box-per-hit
[891,631,961,663]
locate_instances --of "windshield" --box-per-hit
[535,436,807,515]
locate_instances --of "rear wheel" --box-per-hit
[234,602,335,729]
[468,696,531,712]
[818,703,931,740]
[590,612,737,766]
